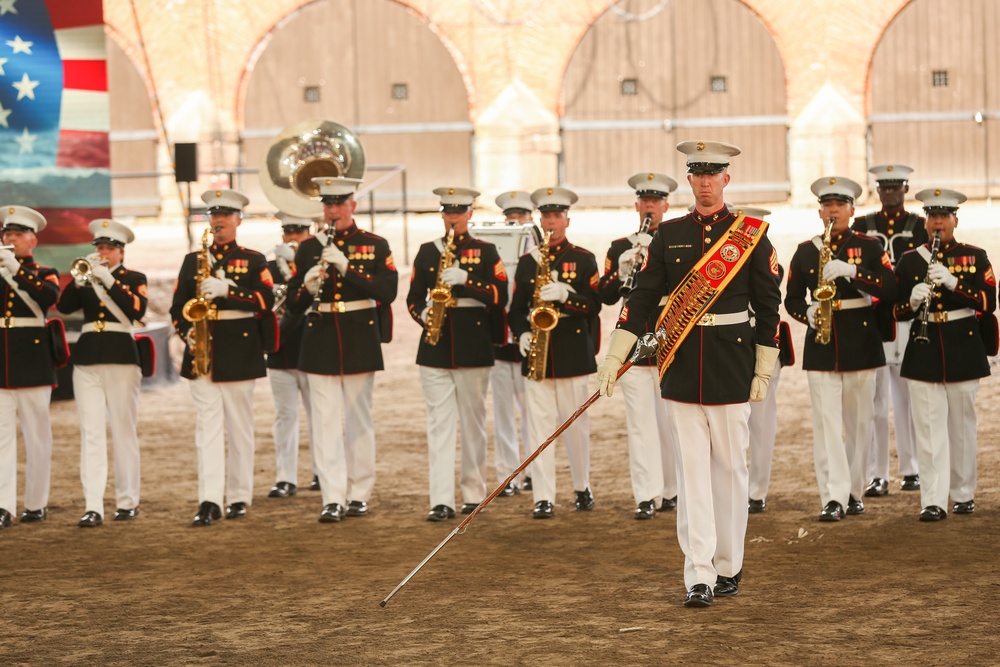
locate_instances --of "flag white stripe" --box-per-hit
[54,25,106,62]
[59,89,110,133]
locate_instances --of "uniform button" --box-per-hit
[99,302,105,307]
[308,322,313,327]
[4,311,10,317]
[34,339,40,344]
[705,238,712,244]
[243,332,248,337]
[337,240,345,247]
[334,294,342,299]
[675,258,680,263]
[98,313,105,319]
[863,321,868,327]
[888,230,894,236]
[369,320,374,325]
[576,329,581,333]
[336,282,343,287]
[737,337,742,342]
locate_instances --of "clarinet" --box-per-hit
[619,213,653,296]
[308,229,335,321]
[913,230,942,344]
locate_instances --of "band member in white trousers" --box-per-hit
[748,358,781,506]
[269,368,313,493]
[867,330,919,494]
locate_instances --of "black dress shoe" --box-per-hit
[78,511,103,528]
[818,501,844,522]
[225,502,247,519]
[460,503,479,515]
[901,474,921,491]
[714,570,743,598]
[268,481,297,498]
[634,500,656,520]
[192,501,222,527]
[319,503,345,523]
[309,475,321,491]
[846,495,865,515]
[574,488,595,511]
[522,476,533,491]
[499,482,519,497]
[684,583,714,608]
[113,507,140,521]
[532,500,554,519]
[919,506,946,522]
[19,508,47,523]
[865,477,889,497]
[748,498,766,513]
[660,496,677,511]
[426,505,455,522]
[346,500,368,517]
[953,500,975,514]
[0,508,12,529]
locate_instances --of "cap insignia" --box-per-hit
[325,179,333,185]
[934,189,942,196]
[887,165,894,172]
[8,207,13,214]
[215,190,222,197]
[696,142,705,152]
[448,188,455,195]
[546,188,554,195]
[647,173,655,180]
[101,221,109,228]
[509,192,516,198]
[829,177,837,185]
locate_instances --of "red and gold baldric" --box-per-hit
[653,214,768,379]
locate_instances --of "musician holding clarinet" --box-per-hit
[597,172,679,521]
[893,188,996,521]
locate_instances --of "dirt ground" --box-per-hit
[2,208,999,666]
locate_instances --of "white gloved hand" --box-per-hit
[928,263,958,291]
[440,264,469,287]
[321,244,349,274]
[303,264,322,296]
[822,259,857,281]
[909,282,932,311]
[749,345,781,402]
[597,329,638,397]
[635,232,653,248]
[420,305,430,324]
[0,247,19,274]
[200,276,229,300]
[806,304,818,329]
[91,262,114,288]
[518,331,532,357]
[539,281,570,303]
[73,271,88,287]
[274,243,296,262]
[617,247,640,277]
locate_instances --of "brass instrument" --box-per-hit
[526,231,559,381]
[620,213,653,296]
[424,228,457,345]
[181,228,219,377]
[812,217,837,345]
[913,230,942,344]
[69,255,109,284]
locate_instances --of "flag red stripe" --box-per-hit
[62,60,108,92]
[46,0,105,30]
[36,208,112,245]
[57,130,110,169]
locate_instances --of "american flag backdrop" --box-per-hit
[0,0,110,262]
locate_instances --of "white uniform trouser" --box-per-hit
[524,374,592,504]
[908,379,979,510]
[869,321,918,479]
[188,378,256,508]
[74,364,141,516]
[668,400,750,590]
[490,359,529,484]
[420,366,490,509]
[618,365,676,505]
[307,372,375,507]
[807,370,876,508]
[748,360,782,501]
[0,386,52,514]
[269,368,314,486]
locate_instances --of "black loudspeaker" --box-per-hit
[174,143,198,183]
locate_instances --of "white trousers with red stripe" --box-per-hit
[0,386,52,515]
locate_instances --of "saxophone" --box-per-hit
[812,217,837,345]
[181,228,219,377]
[424,228,456,345]
[526,231,559,381]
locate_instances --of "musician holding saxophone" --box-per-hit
[893,189,995,521]
[509,187,600,519]
[56,219,147,528]
[405,187,507,522]
[785,177,897,524]
[597,172,679,521]
[169,189,275,527]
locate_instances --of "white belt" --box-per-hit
[314,299,377,314]
[214,310,255,320]
[812,296,872,311]
[0,316,44,328]
[928,308,976,324]
[82,321,133,334]
[454,298,485,309]
[696,311,750,327]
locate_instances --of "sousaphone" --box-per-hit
[260,119,366,218]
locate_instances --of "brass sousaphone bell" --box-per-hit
[260,119,367,218]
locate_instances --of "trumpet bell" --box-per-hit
[529,305,559,332]
[69,257,92,279]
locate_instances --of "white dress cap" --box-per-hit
[0,205,47,233]
[676,140,741,173]
[311,177,362,200]
[868,164,914,182]
[915,188,967,211]
[627,172,678,197]
[495,190,534,213]
[89,218,135,245]
[201,188,250,212]
[810,176,863,203]
[530,186,579,211]
[433,187,481,207]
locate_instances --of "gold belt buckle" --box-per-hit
[698,313,715,326]
[831,299,843,311]
[334,302,346,313]
[93,320,106,332]
[933,311,948,323]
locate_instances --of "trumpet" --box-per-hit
[69,254,109,284]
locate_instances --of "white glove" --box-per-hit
[0,248,18,274]
[321,244,349,274]
[274,243,295,262]
[303,265,322,295]
[200,276,229,300]
[597,329,638,397]
[440,264,469,287]
[539,281,570,303]
[420,304,430,324]
[635,232,653,248]
[617,247,640,276]
[73,272,88,287]
[91,262,114,288]
[909,282,932,311]
[806,304,818,329]
[927,263,958,291]
[518,332,532,357]
[748,345,781,402]
[822,259,857,281]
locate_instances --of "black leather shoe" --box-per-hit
[319,503,345,523]
[0,508,12,529]
[748,498,766,513]
[532,500,554,519]
[113,507,139,521]
[818,501,844,522]
[309,475,320,491]
[865,477,889,497]
[714,570,743,598]
[426,505,455,522]
[522,477,533,491]
[684,583,714,608]
[574,488,595,511]
[460,503,479,515]
[953,500,975,514]
[346,500,368,517]
[634,500,656,520]
[78,511,102,528]
[499,482,519,497]
[225,502,247,520]
[19,508,47,523]
[192,501,222,527]
[660,496,677,511]
[268,481,297,498]
[846,495,865,515]
[919,506,946,522]
[901,474,921,491]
